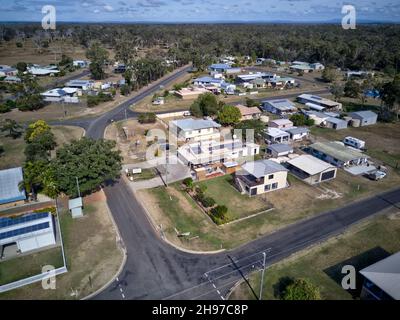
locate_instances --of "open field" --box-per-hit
[138,164,400,251]
[229,207,400,300]
[0,191,123,299]
[0,125,84,170]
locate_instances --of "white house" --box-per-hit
[235,160,288,197]
[27,66,60,76]
[268,119,293,129]
[264,127,290,144]
[283,127,310,141]
[65,80,94,91]
[0,65,18,77]
[262,99,297,115]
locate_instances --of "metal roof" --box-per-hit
[287,155,335,176]
[171,119,221,131]
[266,127,290,138]
[242,159,288,179]
[326,117,347,125]
[0,167,26,204]
[209,64,231,70]
[267,143,293,153]
[310,141,368,162]
[284,127,310,135]
[262,99,296,111]
[68,197,83,209]
[270,119,293,126]
[349,110,377,120]
[360,251,400,300]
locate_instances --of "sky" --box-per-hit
[0,0,399,23]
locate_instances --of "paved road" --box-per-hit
[54,66,399,300]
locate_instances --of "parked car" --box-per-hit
[365,170,387,181]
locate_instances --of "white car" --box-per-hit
[366,170,387,181]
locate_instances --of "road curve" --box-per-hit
[57,67,399,300]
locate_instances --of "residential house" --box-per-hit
[221,82,236,94]
[297,94,342,111]
[284,127,310,141]
[286,154,337,185]
[193,76,225,87]
[0,65,18,77]
[302,110,330,126]
[307,141,370,168]
[169,118,221,142]
[262,99,297,115]
[65,79,94,91]
[346,71,375,79]
[235,160,288,197]
[268,119,293,129]
[264,127,290,144]
[174,87,209,100]
[310,62,325,70]
[73,60,89,68]
[359,251,400,300]
[268,77,296,89]
[3,76,21,83]
[209,64,240,74]
[266,144,294,157]
[27,66,60,76]
[250,78,267,88]
[41,87,79,103]
[236,105,262,121]
[177,139,260,180]
[0,167,26,209]
[349,111,378,127]
[290,63,313,73]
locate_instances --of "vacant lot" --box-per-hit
[230,208,400,300]
[105,119,166,164]
[0,191,123,299]
[0,125,84,170]
[139,163,400,251]
[197,175,271,221]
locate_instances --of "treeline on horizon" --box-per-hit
[1,23,399,74]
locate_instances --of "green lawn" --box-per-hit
[229,211,400,300]
[196,175,271,221]
[0,247,64,286]
[0,132,26,170]
[134,168,157,181]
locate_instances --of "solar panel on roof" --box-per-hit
[0,212,49,228]
[0,222,50,240]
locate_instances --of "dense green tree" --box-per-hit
[381,75,400,121]
[189,93,220,118]
[138,112,156,124]
[217,105,241,126]
[233,119,265,141]
[282,279,321,300]
[330,82,345,101]
[322,67,340,83]
[1,118,22,139]
[86,41,109,80]
[51,138,122,197]
[16,61,27,73]
[16,93,45,111]
[344,79,361,99]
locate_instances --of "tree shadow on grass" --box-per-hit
[273,276,295,299]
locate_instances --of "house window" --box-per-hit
[264,184,271,192]
[268,174,274,180]
[272,183,278,189]
[251,188,257,196]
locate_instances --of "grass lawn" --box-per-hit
[0,247,64,286]
[0,192,123,299]
[196,175,271,221]
[229,208,400,300]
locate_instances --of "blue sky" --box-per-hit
[0,0,399,23]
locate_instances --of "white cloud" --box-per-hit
[104,4,114,12]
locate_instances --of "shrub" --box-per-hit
[183,177,194,189]
[200,196,216,208]
[210,205,228,224]
[138,113,156,124]
[282,279,321,300]
[0,104,11,113]
[120,84,131,96]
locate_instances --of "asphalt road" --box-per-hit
[55,67,399,300]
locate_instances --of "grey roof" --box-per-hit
[172,119,221,131]
[267,144,293,154]
[284,127,309,135]
[326,117,347,125]
[262,99,296,111]
[349,110,377,120]
[360,251,400,300]
[242,159,288,179]
[0,167,26,204]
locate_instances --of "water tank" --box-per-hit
[351,119,361,127]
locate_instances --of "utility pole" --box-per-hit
[76,177,81,198]
[124,108,127,121]
[165,150,169,187]
[259,252,267,300]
